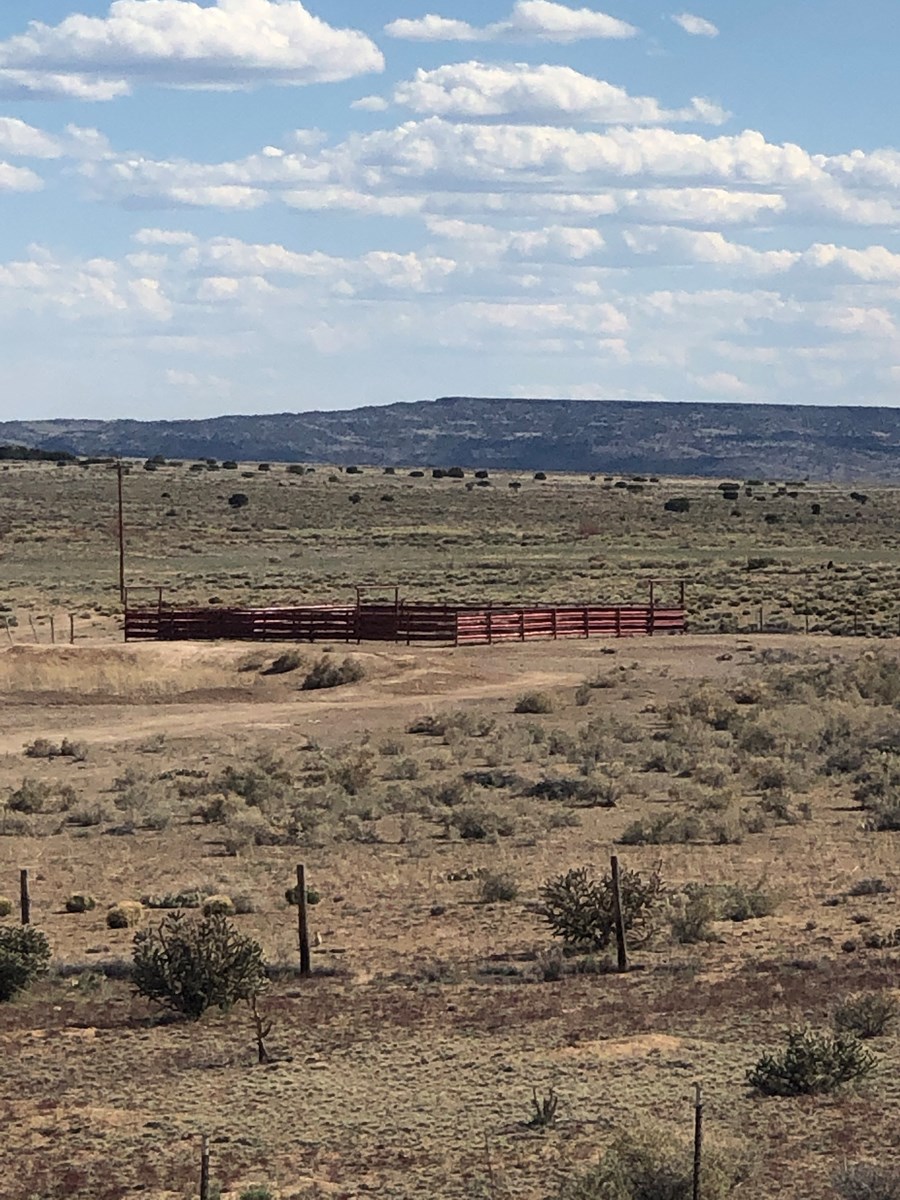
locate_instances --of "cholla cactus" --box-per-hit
[132,912,267,1020]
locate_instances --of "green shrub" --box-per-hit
[8,778,53,814]
[528,776,617,807]
[65,894,96,914]
[477,871,519,903]
[263,651,303,675]
[0,897,12,919]
[449,806,515,841]
[142,890,204,910]
[301,656,364,691]
[833,1162,900,1200]
[239,1188,274,1200]
[202,894,236,917]
[847,878,891,897]
[514,691,555,714]
[747,1027,876,1096]
[866,804,900,832]
[619,813,704,845]
[541,865,664,952]
[670,886,720,944]
[555,1127,747,1199]
[132,912,267,1021]
[834,992,898,1039]
[718,882,778,921]
[0,925,51,1001]
[107,901,144,929]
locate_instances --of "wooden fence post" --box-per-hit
[20,869,30,925]
[610,855,628,973]
[692,1083,704,1200]
[199,1135,210,1200]
[297,864,311,976]
[49,616,55,645]
[28,616,39,643]
[758,605,764,633]
[70,614,75,645]
[4,617,13,645]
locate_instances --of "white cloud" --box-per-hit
[133,228,199,247]
[0,116,62,159]
[0,162,44,192]
[0,70,130,101]
[388,63,728,125]
[672,13,720,37]
[0,0,384,97]
[385,15,480,42]
[622,225,797,275]
[385,1,638,43]
[692,371,752,396]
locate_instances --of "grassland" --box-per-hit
[1,457,900,639]
[0,460,900,1200]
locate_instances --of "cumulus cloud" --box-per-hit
[386,63,728,125]
[672,13,720,37]
[0,162,44,192]
[385,1,638,43]
[0,0,384,98]
[0,117,62,159]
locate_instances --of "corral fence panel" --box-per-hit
[124,598,685,646]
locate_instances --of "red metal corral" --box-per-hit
[124,601,685,646]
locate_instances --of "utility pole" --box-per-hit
[117,461,126,604]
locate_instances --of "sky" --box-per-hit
[1,2,900,420]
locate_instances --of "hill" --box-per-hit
[3,396,900,480]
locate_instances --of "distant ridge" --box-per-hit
[3,396,900,481]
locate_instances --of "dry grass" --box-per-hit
[4,458,900,638]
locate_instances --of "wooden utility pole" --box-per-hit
[692,1083,704,1200]
[117,461,126,604]
[20,869,30,925]
[610,855,628,973]
[297,864,311,976]
[199,1135,210,1200]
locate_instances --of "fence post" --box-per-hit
[692,1083,704,1200]
[297,864,311,976]
[4,617,13,645]
[758,605,764,633]
[199,1135,210,1200]
[28,616,39,643]
[20,869,30,925]
[610,855,628,973]
[69,614,75,645]
[49,615,55,645]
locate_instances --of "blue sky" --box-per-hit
[1,1,900,420]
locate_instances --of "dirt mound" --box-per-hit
[0,642,393,705]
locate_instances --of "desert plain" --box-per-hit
[0,457,899,1200]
